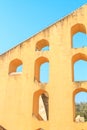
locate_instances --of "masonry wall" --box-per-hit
[0,4,87,130]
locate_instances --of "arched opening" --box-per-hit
[74,60,87,81]
[40,62,49,83]
[33,89,49,121]
[73,88,87,122]
[36,39,49,51]
[72,53,87,81]
[9,58,23,75]
[71,23,86,48]
[34,57,49,83]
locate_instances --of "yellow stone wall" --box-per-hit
[0,4,87,130]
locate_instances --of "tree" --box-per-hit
[75,102,87,121]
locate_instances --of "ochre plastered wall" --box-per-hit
[0,4,87,130]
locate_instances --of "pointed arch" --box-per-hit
[72,53,87,81]
[36,39,49,51]
[73,88,87,122]
[72,53,87,63]
[33,89,49,121]
[71,23,86,36]
[34,56,49,83]
[71,23,86,48]
[9,58,23,75]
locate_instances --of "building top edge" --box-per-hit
[0,3,87,56]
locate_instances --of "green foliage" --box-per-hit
[75,102,87,121]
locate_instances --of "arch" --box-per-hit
[73,88,87,122]
[9,58,23,75]
[71,23,86,36]
[33,89,49,121]
[71,23,86,48]
[72,53,87,81]
[34,56,49,83]
[36,39,49,51]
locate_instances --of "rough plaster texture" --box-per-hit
[0,4,87,130]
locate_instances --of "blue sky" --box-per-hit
[0,0,87,103]
[0,0,87,53]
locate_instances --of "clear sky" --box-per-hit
[0,0,87,53]
[0,0,87,103]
